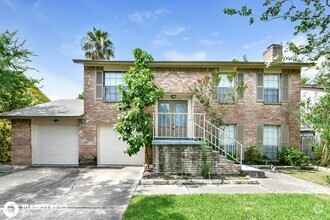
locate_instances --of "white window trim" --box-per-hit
[103,71,126,102]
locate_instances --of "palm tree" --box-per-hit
[81,27,115,60]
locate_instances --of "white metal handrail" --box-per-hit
[204,119,244,164]
[152,112,246,164]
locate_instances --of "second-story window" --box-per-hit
[256,73,289,104]
[104,72,125,101]
[218,74,235,103]
[217,73,244,103]
[218,74,234,103]
[264,75,279,103]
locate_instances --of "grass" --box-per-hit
[124,194,330,220]
[281,169,330,187]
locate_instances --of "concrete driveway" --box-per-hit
[0,166,144,220]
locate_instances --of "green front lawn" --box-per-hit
[281,169,330,187]
[124,194,330,220]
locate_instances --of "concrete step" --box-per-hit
[236,165,266,178]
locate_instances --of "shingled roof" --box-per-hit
[0,99,84,118]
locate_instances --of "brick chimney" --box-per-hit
[262,44,283,62]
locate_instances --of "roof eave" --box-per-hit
[0,115,84,119]
[72,59,312,68]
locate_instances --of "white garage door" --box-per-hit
[99,126,145,165]
[33,125,79,165]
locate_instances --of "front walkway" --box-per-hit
[135,170,330,195]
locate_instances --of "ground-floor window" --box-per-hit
[220,125,236,155]
[263,125,279,159]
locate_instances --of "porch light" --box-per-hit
[171,95,176,99]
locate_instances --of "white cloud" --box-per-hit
[291,35,306,46]
[162,25,186,36]
[283,35,308,59]
[128,8,169,25]
[243,42,257,49]
[282,35,322,80]
[152,25,186,47]
[199,39,223,46]
[182,36,190,41]
[164,50,207,61]
[243,35,273,49]
[154,8,169,15]
[152,38,170,47]
[57,44,83,58]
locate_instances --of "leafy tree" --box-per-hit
[223,0,330,165]
[0,30,44,162]
[223,1,329,66]
[0,30,41,113]
[81,27,115,60]
[0,122,10,162]
[76,92,84,100]
[114,48,164,163]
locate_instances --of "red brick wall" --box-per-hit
[153,67,209,93]
[11,119,32,166]
[81,66,301,163]
[218,69,301,147]
[80,66,122,164]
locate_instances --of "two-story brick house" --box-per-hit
[1,44,308,167]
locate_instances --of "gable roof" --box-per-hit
[0,99,83,119]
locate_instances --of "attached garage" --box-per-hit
[0,100,84,166]
[32,123,79,165]
[98,126,145,166]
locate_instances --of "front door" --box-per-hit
[158,101,188,138]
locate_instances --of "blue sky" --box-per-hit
[0,0,304,100]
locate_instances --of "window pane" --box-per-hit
[218,74,234,87]
[104,72,125,101]
[264,75,279,88]
[104,79,111,85]
[264,88,279,103]
[159,103,170,126]
[159,103,170,113]
[263,125,279,159]
[218,74,235,103]
[264,74,279,103]
[175,103,186,126]
[220,125,236,154]
[218,87,227,102]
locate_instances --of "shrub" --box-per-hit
[0,120,11,163]
[201,141,211,178]
[245,146,268,165]
[324,175,330,185]
[279,147,308,166]
[311,141,330,167]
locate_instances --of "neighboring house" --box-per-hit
[29,85,51,104]
[0,44,308,168]
[300,84,326,157]
[300,84,326,134]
